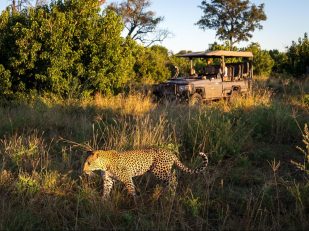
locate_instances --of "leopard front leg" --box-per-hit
[102,172,114,200]
[124,178,136,197]
[121,176,137,203]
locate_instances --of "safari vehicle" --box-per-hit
[153,50,253,104]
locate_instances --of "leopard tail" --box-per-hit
[174,152,208,174]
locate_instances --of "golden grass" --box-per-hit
[90,92,155,116]
[0,79,308,230]
[213,87,273,113]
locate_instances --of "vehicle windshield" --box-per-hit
[173,50,253,81]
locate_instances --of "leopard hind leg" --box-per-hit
[152,167,178,195]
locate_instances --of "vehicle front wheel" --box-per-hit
[229,90,240,103]
[189,93,203,106]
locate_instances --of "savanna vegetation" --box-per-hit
[0,0,308,230]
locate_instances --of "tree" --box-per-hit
[196,0,266,49]
[0,0,135,98]
[133,45,171,84]
[8,1,105,12]
[10,0,32,13]
[0,65,12,97]
[246,43,274,76]
[286,33,309,77]
[208,41,238,51]
[269,49,288,74]
[109,0,169,46]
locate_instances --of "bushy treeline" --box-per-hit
[0,0,173,99]
[209,37,309,78]
[270,33,309,77]
[0,0,308,99]
[249,33,309,78]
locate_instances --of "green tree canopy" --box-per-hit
[286,33,309,77]
[269,49,288,74]
[246,42,274,76]
[196,0,267,49]
[0,0,136,98]
[133,45,171,84]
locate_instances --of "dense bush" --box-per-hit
[269,33,309,77]
[0,0,175,99]
[207,42,275,77]
[0,64,12,97]
[133,45,171,84]
[286,33,309,77]
[269,49,289,74]
[246,42,274,76]
[0,0,136,97]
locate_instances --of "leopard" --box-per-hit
[83,148,208,199]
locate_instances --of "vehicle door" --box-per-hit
[206,77,223,99]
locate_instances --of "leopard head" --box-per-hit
[83,151,102,175]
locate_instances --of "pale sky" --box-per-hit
[1,0,308,53]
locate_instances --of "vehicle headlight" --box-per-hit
[178,85,191,92]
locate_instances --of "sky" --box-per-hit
[1,0,308,53]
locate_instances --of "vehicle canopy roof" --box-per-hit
[177,50,253,59]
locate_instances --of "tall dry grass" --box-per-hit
[0,79,308,230]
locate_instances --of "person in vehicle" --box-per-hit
[219,61,228,80]
[190,67,198,77]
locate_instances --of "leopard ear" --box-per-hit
[94,152,100,158]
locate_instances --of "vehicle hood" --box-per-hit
[164,78,200,84]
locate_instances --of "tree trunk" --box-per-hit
[12,0,17,13]
[229,37,233,51]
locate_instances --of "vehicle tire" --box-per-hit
[189,93,203,106]
[229,90,240,103]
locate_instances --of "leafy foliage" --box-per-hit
[0,65,12,97]
[133,45,171,84]
[286,33,309,77]
[209,41,237,51]
[196,0,267,49]
[268,33,309,77]
[1,0,307,100]
[0,0,175,99]
[207,41,274,76]
[0,0,137,98]
[246,42,274,76]
[292,124,309,175]
[269,49,289,74]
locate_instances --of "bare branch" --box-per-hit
[110,0,169,46]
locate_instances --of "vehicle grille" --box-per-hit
[162,84,177,95]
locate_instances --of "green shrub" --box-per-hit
[0,64,12,97]
[1,131,47,172]
[247,103,299,144]
[0,1,135,98]
[304,94,309,106]
[247,43,274,76]
[181,108,252,162]
[15,173,40,196]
